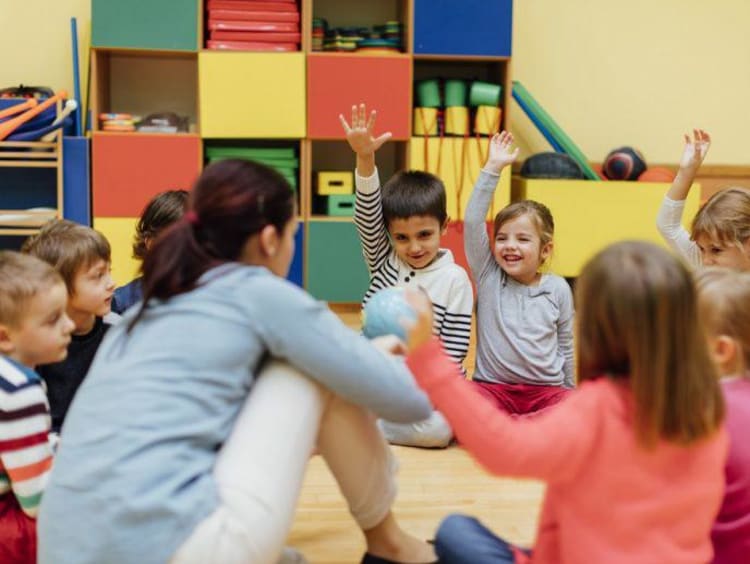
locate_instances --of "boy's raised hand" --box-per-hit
[339,103,392,157]
[679,128,711,172]
[483,131,520,175]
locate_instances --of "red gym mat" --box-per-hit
[208,9,300,22]
[209,30,301,42]
[206,40,299,51]
[208,20,298,32]
[207,0,298,12]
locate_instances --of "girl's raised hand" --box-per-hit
[339,103,392,157]
[679,128,711,171]
[484,131,520,175]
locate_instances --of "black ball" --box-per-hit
[603,147,647,180]
[520,152,585,179]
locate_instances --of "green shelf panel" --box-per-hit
[307,221,369,303]
[92,0,198,51]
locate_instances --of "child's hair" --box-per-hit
[138,159,294,319]
[381,170,447,227]
[21,220,111,293]
[691,187,750,247]
[696,267,750,369]
[575,241,724,447]
[0,251,64,327]
[133,189,189,260]
[493,200,554,244]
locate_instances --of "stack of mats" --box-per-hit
[511,81,599,180]
[205,146,298,190]
[313,21,402,53]
[312,18,327,51]
[206,0,300,52]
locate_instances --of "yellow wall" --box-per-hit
[0,0,747,166]
[0,0,91,120]
[511,0,750,165]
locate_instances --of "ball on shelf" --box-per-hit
[602,147,647,180]
[638,166,676,183]
[362,287,417,341]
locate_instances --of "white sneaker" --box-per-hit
[277,547,309,564]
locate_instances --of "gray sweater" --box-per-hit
[465,171,575,387]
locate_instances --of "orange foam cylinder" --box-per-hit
[0,90,66,141]
[0,98,37,121]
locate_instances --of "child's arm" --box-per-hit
[0,385,54,517]
[438,272,473,368]
[557,283,575,388]
[464,132,519,280]
[340,104,393,274]
[656,129,710,266]
[404,291,596,482]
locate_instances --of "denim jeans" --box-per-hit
[435,514,532,564]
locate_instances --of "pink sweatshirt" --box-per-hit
[712,377,750,563]
[408,338,729,564]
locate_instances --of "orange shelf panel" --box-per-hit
[307,55,412,140]
[92,133,201,217]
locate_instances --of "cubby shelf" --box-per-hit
[90,0,514,301]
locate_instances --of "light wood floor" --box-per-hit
[285,309,544,563]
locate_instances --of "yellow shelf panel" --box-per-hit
[199,52,306,138]
[513,178,701,277]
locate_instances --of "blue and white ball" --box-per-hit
[362,287,417,341]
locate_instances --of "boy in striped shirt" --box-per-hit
[0,252,74,563]
[341,103,473,448]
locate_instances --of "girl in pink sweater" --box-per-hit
[405,241,728,564]
[696,268,750,564]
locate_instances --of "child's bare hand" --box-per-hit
[371,335,408,356]
[339,103,392,157]
[679,129,711,171]
[484,131,519,175]
[402,289,434,352]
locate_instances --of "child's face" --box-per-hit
[696,235,750,271]
[69,259,115,320]
[1,282,74,367]
[493,213,551,285]
[388,215,446,270]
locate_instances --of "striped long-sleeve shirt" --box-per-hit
[0,356,54,518]
[354,168,473,367]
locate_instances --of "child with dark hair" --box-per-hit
[21,220,116,433]
[112,189,189,314]
[340,103,473,448]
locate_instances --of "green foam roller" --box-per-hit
[417,79,441,108]
[469,81,502,107]
[444,80,467,107]
[512,81,599,180]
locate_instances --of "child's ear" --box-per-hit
[711,335,739,374]
[0,325,15,355]
[541,241,554,262]
[259,224,280,257]
[441,217,449,235]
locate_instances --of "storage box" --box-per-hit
[317,171,353,195]
[327,194,356,216]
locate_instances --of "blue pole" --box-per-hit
[71,17,82,136]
